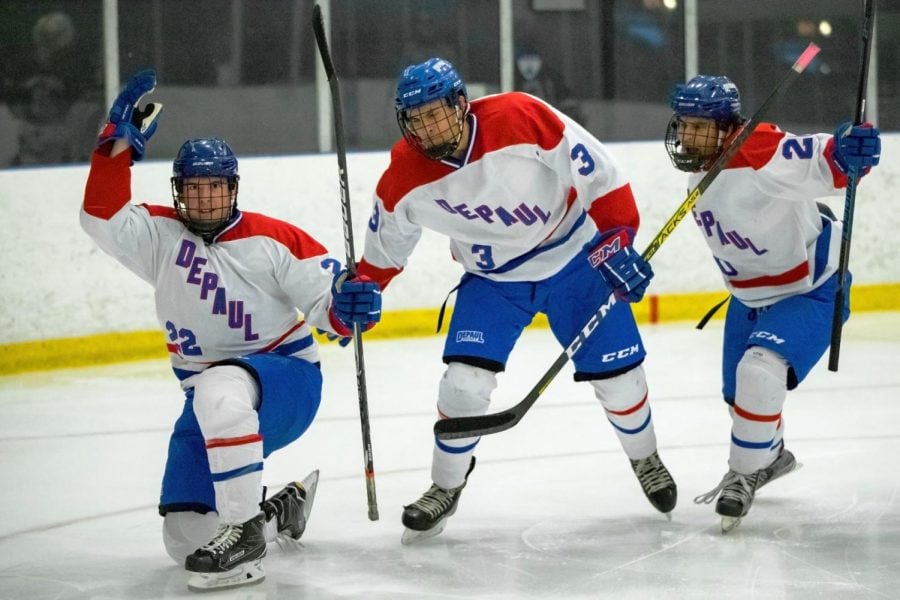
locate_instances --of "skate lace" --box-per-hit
[632,453,674,493]
[200,523,243,554]
[693,470,758,505]
[411,485,456,518]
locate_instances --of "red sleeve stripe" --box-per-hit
[587,183,639,236]
[729,261,809,289]
[357,258,402,290]
[206,434,263,449]
[82,150,134,220]
[733,404,782,423]
[605,394,648,416]
[725,124,783,171]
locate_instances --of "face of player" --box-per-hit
[403,96,468,158]
[178,177,234,230]
[676,116,723,161]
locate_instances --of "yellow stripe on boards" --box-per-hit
[2,283,897,376]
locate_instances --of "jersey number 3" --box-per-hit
[570,143,596,175]
[472,244,495,269]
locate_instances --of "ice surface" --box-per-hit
[1,314,898,599]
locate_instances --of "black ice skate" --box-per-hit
[185,512,267,592]
[401,457,475,545]
[694,445,799,533]
[262,469,319,542]
[629,450,678,514]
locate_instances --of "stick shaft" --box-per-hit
[828,0,875,372]
[312,4,379,521]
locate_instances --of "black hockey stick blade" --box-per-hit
[435,411,520,438]
[434,42,820,442]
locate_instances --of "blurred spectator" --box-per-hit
[515,48,583,125]
[0,10,103,166]
[401,4,457,67]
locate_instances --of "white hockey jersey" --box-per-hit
[357,92,640,288]
[81,150,343,382]
[688,123,852,307]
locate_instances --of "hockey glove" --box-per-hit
[97,69,163,162]
[588,229,653,303]
[316,328,352,347]
[832,121,880,174]
[329,270,382,333]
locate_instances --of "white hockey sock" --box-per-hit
[591,365,657,460]
[192,365,265,524]
[729,346,788,474]
[432,363,495,489]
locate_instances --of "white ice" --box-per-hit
[1,314,899,599]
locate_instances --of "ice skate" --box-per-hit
[401,457,475,545]
[630,450,677,515]
[757,446,798,490]
[185,512,267,592]
[693,470,761,533]
[262,469,319,542]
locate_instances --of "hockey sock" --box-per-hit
[729,346,788,474]
[591,365,657,460]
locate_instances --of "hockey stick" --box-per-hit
[828,0,876,372]
[312,4,379,521]
[435,42,821,441]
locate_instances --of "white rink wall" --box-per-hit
[1,135,897,344]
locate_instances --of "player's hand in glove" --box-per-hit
[588,229,653,303]
[97,69,163,162]
[832,121,880,174]
[315,328,352,347]
[328,270,382,335]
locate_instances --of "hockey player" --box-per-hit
[665,75,881,532]
[356,57,677,544]
[81,70,382,590]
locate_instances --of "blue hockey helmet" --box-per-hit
[665,75,743,172]
[668,75,742,125]
[394,57,467,113]
[171,138,240,240]
[394,58,469,159]
[172,138,239,179]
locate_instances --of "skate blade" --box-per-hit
[187,559,265,592]
[300,469,320,523]
[401,521,447,546]
[276,469,320,544]
[720,516,743,533]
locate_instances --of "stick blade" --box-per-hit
[433,412,519,440]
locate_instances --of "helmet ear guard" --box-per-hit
[171,138,240,240]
